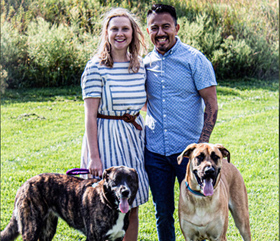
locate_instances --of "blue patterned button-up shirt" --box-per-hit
[144,37,217,156]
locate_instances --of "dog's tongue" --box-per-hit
[203,179,214,196]
[119,198,130,213]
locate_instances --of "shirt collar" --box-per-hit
[153,36,181,57]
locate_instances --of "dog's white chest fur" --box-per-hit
[106,212,126,239]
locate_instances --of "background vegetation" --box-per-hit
[1,79,278,240]
[1,0,279,89]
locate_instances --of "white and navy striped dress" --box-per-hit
[80,56,149,207]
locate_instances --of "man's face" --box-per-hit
[147,12,180,55]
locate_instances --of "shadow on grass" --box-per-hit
[1,78,278,104]
[1,86,83,104]
[218,78,279,92]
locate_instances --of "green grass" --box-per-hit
[1,79,278,240]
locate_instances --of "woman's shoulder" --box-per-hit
[85,55,101,68]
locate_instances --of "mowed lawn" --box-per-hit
[1,79,278,240]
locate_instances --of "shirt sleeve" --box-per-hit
[81,58,102,100]
[193,53,217,91]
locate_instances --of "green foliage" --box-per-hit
[212,36,253,78]
[0,65,8,93]
[26,17,94,87]
[1,21,27,88]
[1,79,278,240]
[177,5,279,80]
[1,0,279,89]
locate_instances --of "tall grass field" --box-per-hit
[1,79,278,240]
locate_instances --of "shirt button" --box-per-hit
[163,114,166,117]
[164,129,167,132]
[163,57,165,60]
[163,99,165,102]
[162,86,165,88]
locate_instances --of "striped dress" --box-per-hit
[80,56,149,207]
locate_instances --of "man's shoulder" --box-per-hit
[177,41,212,66]
[143,51,160,66]
[178,41,203,57]
[143,51,154,60]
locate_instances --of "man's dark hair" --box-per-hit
[147,4,177,25]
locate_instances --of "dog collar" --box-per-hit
[185,181,206,197]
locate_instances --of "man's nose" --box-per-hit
[157,27,165,36]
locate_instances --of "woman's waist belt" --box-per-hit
[97,112,142,130]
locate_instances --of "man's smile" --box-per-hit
[156,37,169,43]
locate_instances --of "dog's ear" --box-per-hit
[128,170,139,205]
[216,144,230,163]
[102,166,114,180]
[177,143,197,165]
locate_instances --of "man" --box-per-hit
[143,4,218,241]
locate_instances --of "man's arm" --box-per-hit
[198,86,218,143]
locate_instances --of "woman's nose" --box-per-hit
[116,30,123,36]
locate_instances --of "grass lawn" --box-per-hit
[1,79,278,240]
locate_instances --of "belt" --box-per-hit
[97,112,142,130]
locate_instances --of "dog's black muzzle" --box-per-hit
[119,186,131,198]
[203,166,216,179]
[194,166,221,187]
[202,166,221,187]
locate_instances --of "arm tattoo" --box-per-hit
[198,100,218,143]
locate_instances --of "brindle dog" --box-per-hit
[1,166,138,241]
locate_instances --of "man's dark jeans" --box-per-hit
[145,148,189,241]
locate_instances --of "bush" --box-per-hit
[1,0,279,88]
[1,21,28,88]
[177,4,279,80]
[26,18,83,87]
[0,65,8,94]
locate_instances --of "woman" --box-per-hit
[80,8,149,240]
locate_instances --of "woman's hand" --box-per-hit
[84,98,102,178]
[88,157,103,178]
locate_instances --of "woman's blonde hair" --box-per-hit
[97,8,146,73]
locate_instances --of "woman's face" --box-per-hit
[107,16,133,54]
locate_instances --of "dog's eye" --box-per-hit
[126,176,131,182]
[115,175,122,183]
[196,153,205,164]
[211,152,220,163]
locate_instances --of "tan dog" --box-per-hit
[177,143,251,241]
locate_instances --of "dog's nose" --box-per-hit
[121,189,130,197]
[205,166,215,175]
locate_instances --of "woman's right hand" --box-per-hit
[88,157,103,178]
[84,98,102,179]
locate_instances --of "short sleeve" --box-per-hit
[81,57,102,100]
[193,53,217,91]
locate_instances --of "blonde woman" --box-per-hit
[80,8,149,240]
